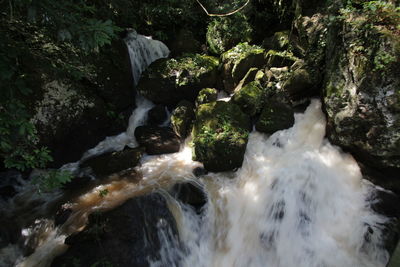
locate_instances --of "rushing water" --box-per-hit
[0,31,392,267]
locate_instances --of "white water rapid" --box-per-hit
[148,100,390,267]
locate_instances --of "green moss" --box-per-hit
[192,101,250,172]
[256,101,294,134]
[231,81,265,116]
[265,49,298,67]
[206,13,253,55]
[171,100,195,138]
[196,88,218,106]
[221,43,264,64]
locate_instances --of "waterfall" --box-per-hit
[125,30,170,86]
[148,100,389,267]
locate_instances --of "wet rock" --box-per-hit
[62,176,92,191]
[221,43,267,93]
[323,11,400,169]
[147,105,167,125]
[265,50,297,68]
[263,30,290,51]
[55,206,73,226]
[193,101,251,172]
[135,126,180,155]
[231,81,266,117]
[171,183,207,213]
[256,101,295,134]
[137,54,219,106]
[81,147,144,178]
[171,100,195,138]
[193,167,208,177]
[282,68,316,100]
[52,193,179,267]
[196,88,218,106]
[206,13,253,55]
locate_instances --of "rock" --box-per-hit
[193,101,251,172]
[55,206,73,226]
[51,193,179,267]
[196,88,218,106]
[256,101,295,134]
[221,43,267,93]
[147,105,167,125]
[206,13,253,55]
[263,30,290,51]
[231,81,265,116]
[282,68,316,100]
[265,50,297,68]
[135,126,180,155]
[168,28,201,56]
[233,67,260,92]
[62,176,92,191]
[193,167,208,177]
[138,54,219,106]
[171,100,195,138]
[0,185,17,200]
[323,11,400,169]
[81,147,144,178]
[171,183,207,213]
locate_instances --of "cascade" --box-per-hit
[0,31,392,267]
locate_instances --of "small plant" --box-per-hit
[98,189,109,198]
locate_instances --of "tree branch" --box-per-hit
[195,0,250,17]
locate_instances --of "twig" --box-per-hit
[195,0,250,17]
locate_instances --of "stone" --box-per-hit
[192,101,251,172]
[51,193,179,267]
[137,54,219,106]
[231,81,265,116]
[135,126,180,155]
[171,100,195,138]
[81,147,144,178]
[221,43,267,93]
[256,101,295,134]
[147,105,167,125]
[196,88,218,106]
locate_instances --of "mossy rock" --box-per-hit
[137,54,219,105]
[206,13,253,55]
[256,101,295,134]
[196,88,218,106]
[231,81,265,116]
[193,101,251,172]
[282,68,315,100]
[265,50,298,68]
[81,147,144,178]
[171,100,195,138]
[263,30,290,51]
[221,43,267,93]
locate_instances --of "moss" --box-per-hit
[256,101,294,134]
[206,13,253,55]
[171,100,195,138]
[221,43,264,64]
[196,88,218,106]
[265,49,298,67]
[192,101,251,172]
[231,81,265,116]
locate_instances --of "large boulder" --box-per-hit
[137,54,219,106]
[196,88,218,106]
[135,126,180,155]
[221,43,267,93]
[192,101,251,172]
[80,147,144,178]
[256,101,295,134]
[231,81,266,116]
[171,100,195,138]
[51,193,179,267]
[323,8,400,170]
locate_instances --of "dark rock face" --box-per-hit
[231,81,265,117]
[32,39,135,168]
[147,105,168,125]
[171,183,207,213]
[137,54,219,106]
[168,28,201,57]
[256,101,295,134]
[81,147,144,178]
[51,193,179,267]
[192,101,251,172]
[135,126,180,155]
[171,100,195,138]
[323,12,400,170]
